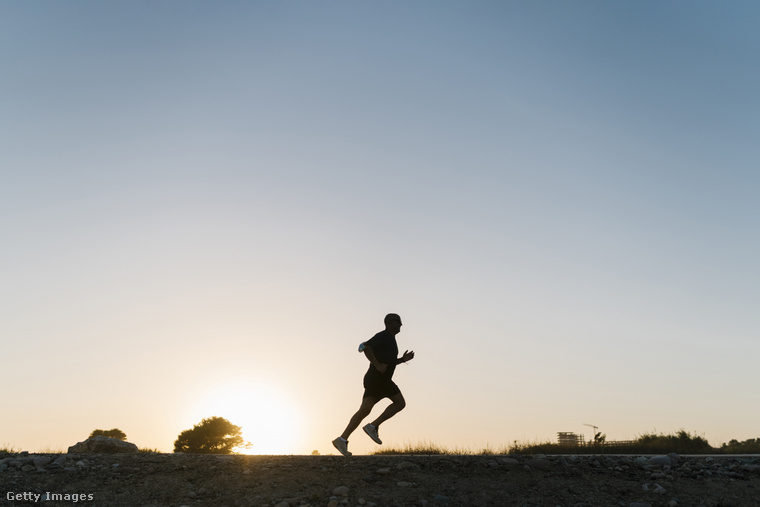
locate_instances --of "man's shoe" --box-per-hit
[363,424,382,445]
[332,437,352,457]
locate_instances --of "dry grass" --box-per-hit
[372,440,510,456]
[1,443,20,454]
[373,430,760,456]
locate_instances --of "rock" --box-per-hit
[397,461,420,470]
[33,456,52,469]
[67,436,139,454]
[397,481,413,487]
[653,484,666,495]
[498,457,520,469]
[629,503,652,507]
[648,456,672,467]
[525,458,552,471]
[332,485,350,497]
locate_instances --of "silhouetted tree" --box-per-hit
[173,417,248,454]
[89,428,127,441]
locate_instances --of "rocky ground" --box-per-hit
[2,452,760,507]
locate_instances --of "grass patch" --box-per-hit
[372,440,511,456]
[139,448,163,454]
[720,438,760,454]
[36,445,65,454]
[372,440,465,455]
[1,443,20,454]
[373,430,760,456]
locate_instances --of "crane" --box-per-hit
[584,423,598,443]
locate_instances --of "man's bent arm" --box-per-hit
[362,346,387,373]
[395,350,415,365]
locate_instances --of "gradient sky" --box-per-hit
[2,1,759,455]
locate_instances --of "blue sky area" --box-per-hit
[2,1,758,454]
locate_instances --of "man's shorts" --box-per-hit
[363,374,401,400]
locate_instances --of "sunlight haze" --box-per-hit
[2,1,759,456]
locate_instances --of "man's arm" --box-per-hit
[362,345,387,373]
[396,349,415,365]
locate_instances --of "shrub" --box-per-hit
[720,438,760,454]
[89,429,127,441]
[173,416,249,454]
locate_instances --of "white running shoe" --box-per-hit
[332,437,352,457]
[363,424,382,445]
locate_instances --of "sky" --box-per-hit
[2,1,759,456]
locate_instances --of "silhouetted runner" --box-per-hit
[332,313,415,457]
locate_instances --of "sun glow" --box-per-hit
[188,380,303,455]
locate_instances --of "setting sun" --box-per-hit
[188,380,303,455]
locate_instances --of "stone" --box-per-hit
[648,456,672,467]
[498,457,520,469]
[33,456,52,469]
[525,458,552,471]
[377,467,391,475]
[635,457,649,466]
[397,481,413,487]
[332,485,350,497]
[67,436,139,454]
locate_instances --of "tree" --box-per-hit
[173,416,249,454]
[89,428,127,441]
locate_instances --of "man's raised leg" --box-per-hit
[363,392,405,444]
[333,395,380,456]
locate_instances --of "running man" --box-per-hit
[332,313,415,457]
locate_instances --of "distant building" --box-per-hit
[557,432,585,446]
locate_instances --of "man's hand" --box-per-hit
[401,350,415,363]
[374,363,388,374]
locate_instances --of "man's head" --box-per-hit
[384,313,403,335]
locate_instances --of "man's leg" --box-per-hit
[370,392,406,428]
[340,395,380,440]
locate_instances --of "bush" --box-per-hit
[635,429,712,454]
[720,438,760,454]
[173,417,249,454]
[89,429,127,441]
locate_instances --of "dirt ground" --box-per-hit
[2,453,760,507]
